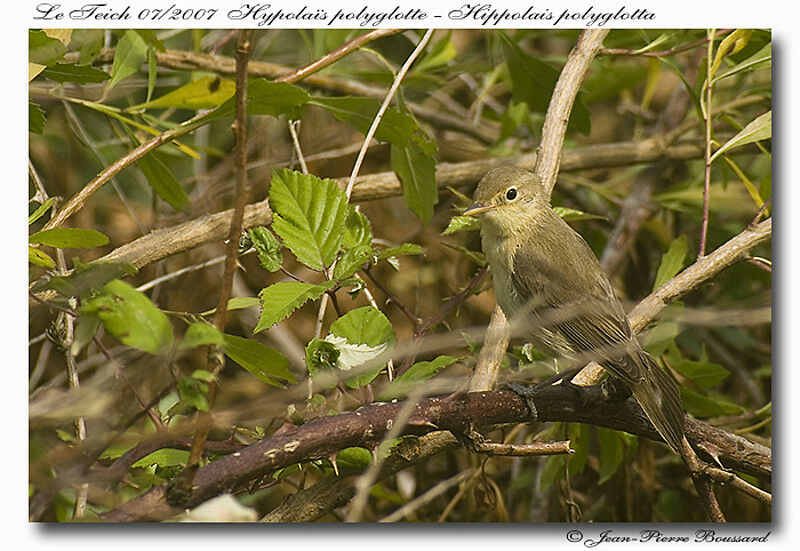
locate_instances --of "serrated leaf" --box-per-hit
[128,76,236,111]
[597,427,624,484]
[29,228,109,248]
[248,227,282,272]
[254,280,334,333]
[391,141,438,224]
[329,306,395,388]
[180,322,223,350]
[333,245,371,280]
[325,335,389,372]
[710,111,771,162]
[108,30,148,90]
[29,102,46,134]
[378,356,457,400]
[222,334,294,385]
[653,235,687,291]
[41,63,110,84]
[442,215,481,235]
[342,207,372,249]
[269,169,349,271]
[29,246,55,268]
[44,261,137,299]
[29,30,67,66]
[329,306,396,348]
[500,32,591,135]
[81,280,173,355]
[305,338,340,379]
[137,151,191,213]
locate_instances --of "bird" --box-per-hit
[463,165,685,452]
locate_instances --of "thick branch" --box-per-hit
[103,387,770,521]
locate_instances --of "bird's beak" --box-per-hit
[463,202,495,217]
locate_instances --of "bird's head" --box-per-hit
[463,166,546,233]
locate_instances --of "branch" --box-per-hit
[539,29,608,198]
[102,386,770,521]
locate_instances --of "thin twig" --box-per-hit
[188,30,255,468]
[380,470,471,522]
[599,30,730,58]
[699,29,716,259]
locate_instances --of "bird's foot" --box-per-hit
[452,427,486,453]
[500,382,539,422]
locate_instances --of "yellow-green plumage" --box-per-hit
[467,166,684,451]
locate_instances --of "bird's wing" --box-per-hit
[509,223,642,384]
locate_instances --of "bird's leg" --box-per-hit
[501,366,584,421]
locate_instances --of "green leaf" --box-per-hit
[375,243,424,262]
[71,313,100,356]
[254,280,334,333]
[378,356,457,400]
[499,32,591,135]
[414,32,456,73]
[198,296,261,317]
[146,45,157,103]
[201,80,310,123]
[29,102,46,134]
[221,334,294,385]
[29,246,55,268]
[329,306,396,348]
[43,261,137,299]
[128,76,236,111]
[653,236,687,291]
[180,322,224,350]
[108,31,148,90]
[176,377,209,412]
[137,151,191,213]
[29,30,67,65]
[391,141,438,224]
[248,227,282,272]
[539,454,565,492]
[498,102,530,142]
[641,320,680,357]
[335,447,373,472]
[714,42,771,83]
[269,169,349,271]
[41,63,110,84]
[133,448,190,468]
[680,387,743,418]
[567,423,589,477]
[333,245,371,280]
[710,111,771,162]
[309,97,422,147]
[29,198,55,226]
[668,356,729,389]
[597,428,625,484]
[342,207,373,249]
[553,206,605,222]
[442,242,486,266]
[305,338,340,379]
[329,306,396,388]
[442,215,481,235]
[81,280,174,354]
[29,228,109,248]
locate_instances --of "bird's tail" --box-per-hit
[628,349,685,452]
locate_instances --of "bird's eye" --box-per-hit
[505,188,518,201]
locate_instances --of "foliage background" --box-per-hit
[29,28,771,522]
